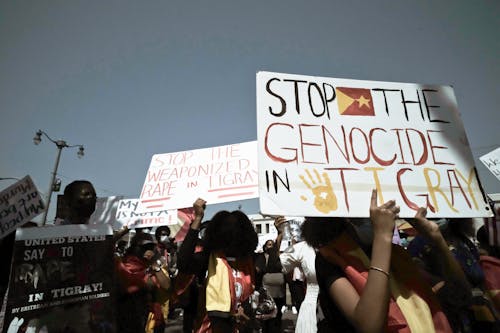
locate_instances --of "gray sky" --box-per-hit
[1,0,499,222]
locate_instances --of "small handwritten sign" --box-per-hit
[480,147,500,181]
[115,198,177,229]
[0,176,44,239]
[140,141,258,211]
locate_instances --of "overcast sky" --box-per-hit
[1,0,499,222]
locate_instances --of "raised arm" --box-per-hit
[177,198,208,275]
[409,208,471,294]
[274,216,286,253]
[327,189,398,333]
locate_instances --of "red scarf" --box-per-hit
[480,255,500,313]
[115,255,151,293]
[319,232,452,333]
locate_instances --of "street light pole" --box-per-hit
[33,130,85,226]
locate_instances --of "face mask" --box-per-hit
[160,235,169,243]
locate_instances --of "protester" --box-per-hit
[255,238,286,333]
[409,218,500,331]
[115,232,171,333]
[275,216,319,333]
[286,267,305,314]
[155,225,177,276]
[60,180,97,225]
[302,189,471,333]
[177,198,258,333]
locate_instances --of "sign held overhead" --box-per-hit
[140,141,258,211]
[257,71,491,218]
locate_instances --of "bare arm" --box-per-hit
[274,216,286,253]
[409,208,471,294]
[177,198,208,274]
[152,267,171,290]
[328,189,398,333]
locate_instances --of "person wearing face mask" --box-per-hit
[116,233,171,333]
[60,180,97,225]
[155,226,175,270]
[255,239,285,333]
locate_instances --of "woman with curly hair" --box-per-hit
[302,189,471,333]
[177,198,258,333]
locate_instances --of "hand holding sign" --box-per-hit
[7,317,24,333]
[369,189,399,237]
[191,198,207,230]
[409,207,442,244]
[300,169,338,214]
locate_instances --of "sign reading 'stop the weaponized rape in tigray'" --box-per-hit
[140,141,258,211]
[2,224,115,333]
[257,71,491,218]
[0,176,44,239]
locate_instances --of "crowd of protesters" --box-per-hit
[1,179,500,333]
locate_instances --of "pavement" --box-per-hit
[164,308,298,332]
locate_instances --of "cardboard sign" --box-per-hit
[0,176,44,239]
[2,224,115,332]
[89,196,124,226]
[480,147,500,181]
[257,71,491,218]
[140,141,258,210]
[115,198,177,229]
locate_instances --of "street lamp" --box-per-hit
[33,130,85,225]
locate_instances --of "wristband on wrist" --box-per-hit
[369,266,390,278]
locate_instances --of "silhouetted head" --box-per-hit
[64,180,96,219]
[263,239,275,253]
[448,217,475,238]
[155,226,171,243]
[301,216,349,249]
[128,232,157,261]
[203,210,258,258]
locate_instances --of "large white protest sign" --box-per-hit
[140,141,258,210]
[115,198,177,229]
[257,71,491,218]
[480,147,500,182]
[0,176,44,239]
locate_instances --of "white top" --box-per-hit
[280,241,318,333]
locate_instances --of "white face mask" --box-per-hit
[160,235,169,243]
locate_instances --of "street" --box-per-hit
[164,309,298,333]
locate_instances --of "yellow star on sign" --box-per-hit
[355,95,371,108]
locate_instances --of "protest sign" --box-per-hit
[140,141,258,211]
[2,224,115,333]
[89,196,124,226]
[115,198,177,229]
[480,147,500,182]
[257,71,491,218]
[0,176,44,239]
[56,196,124,227]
